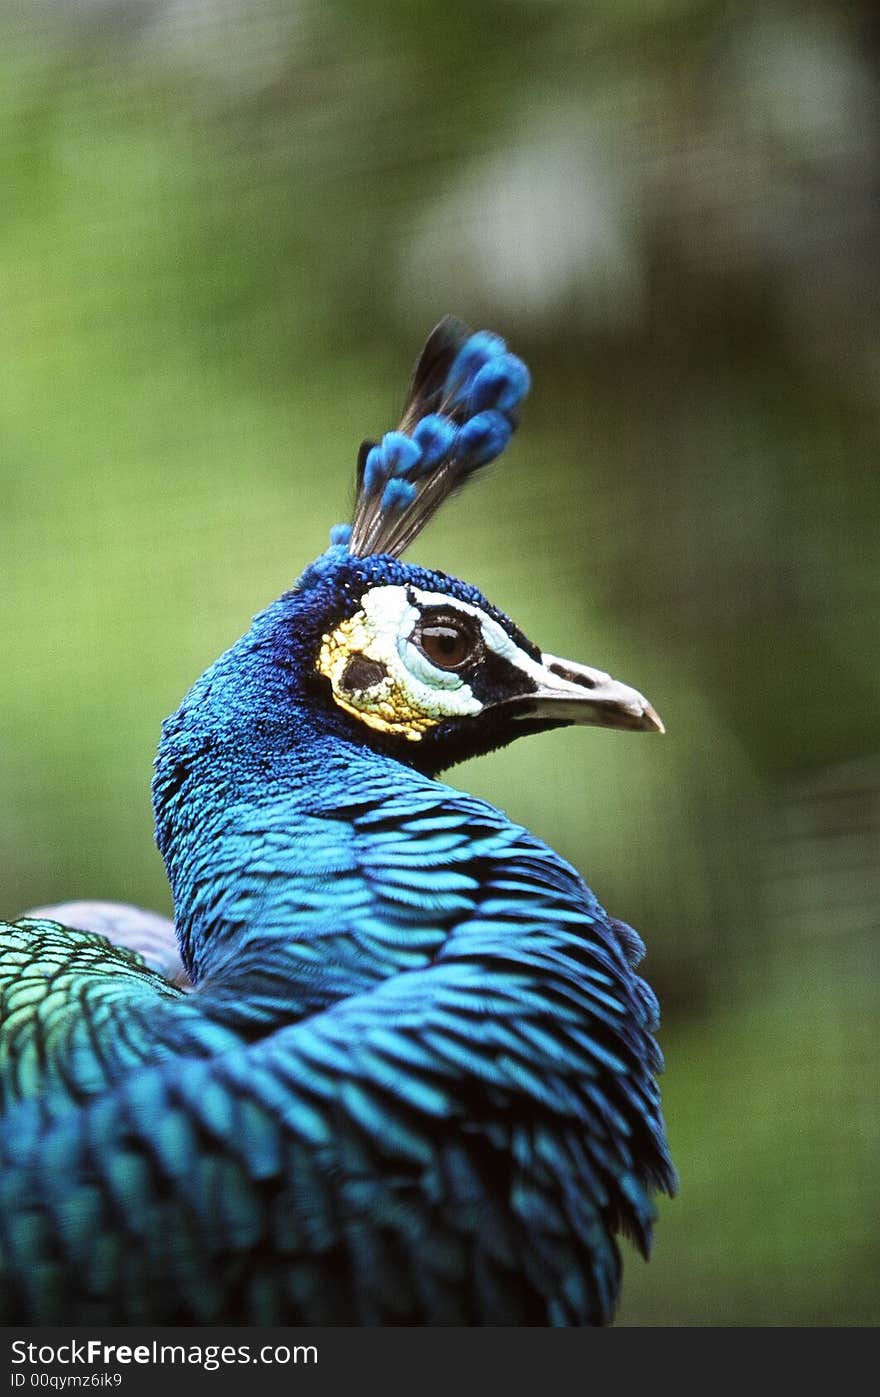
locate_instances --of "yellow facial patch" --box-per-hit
[319,613,439,740]
[316,585,482,741]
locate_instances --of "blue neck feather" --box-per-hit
[152,581,470,1029]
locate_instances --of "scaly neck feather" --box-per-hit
[152,598,452,1031]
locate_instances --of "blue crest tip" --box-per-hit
[457,410,513,471]
[381,477,418,513]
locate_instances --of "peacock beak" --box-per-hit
[496,651,664,733]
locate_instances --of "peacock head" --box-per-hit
[243,318,663,776]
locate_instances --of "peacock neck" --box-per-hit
[153,658,441,1033]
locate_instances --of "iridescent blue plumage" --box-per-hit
[0,319,675,1324]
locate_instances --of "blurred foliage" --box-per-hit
[1,0,877,1325]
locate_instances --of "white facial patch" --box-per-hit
[318,585,485,740]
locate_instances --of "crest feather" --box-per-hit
[339,317,530,559]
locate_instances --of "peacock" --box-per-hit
[0,319,676,1325]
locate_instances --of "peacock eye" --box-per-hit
[412,611,483,672]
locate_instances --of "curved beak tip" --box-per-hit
[643,703,665,735]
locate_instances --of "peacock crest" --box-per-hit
[335,318,530,558]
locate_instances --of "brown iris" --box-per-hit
[412,610,483,672]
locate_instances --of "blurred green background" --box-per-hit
[1,0,877,1325]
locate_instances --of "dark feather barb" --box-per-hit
[341,317,530,559]
[397,316,470,434]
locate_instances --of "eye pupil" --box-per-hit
[423,626,465,663]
